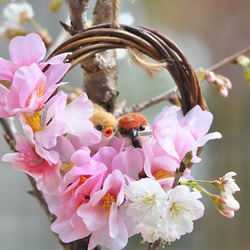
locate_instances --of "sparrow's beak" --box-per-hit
[130,129,138,138]
[104,127,114,138]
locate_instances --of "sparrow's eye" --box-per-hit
[119,128,127,136]
[139,124,145,131]
[96,125,103,131]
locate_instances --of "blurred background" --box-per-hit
[0,0,249,249]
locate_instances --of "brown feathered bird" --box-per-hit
[117,113,151,148]
[89,104,117,152]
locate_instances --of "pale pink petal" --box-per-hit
[5,64,45,114]
[92,146,118,173]
[180,105,213,139]
[112,146,143,179]
[51,213,90,243]
[0,84,10,117]
[0,58,17,80]
[65,92,93,120]
[196,131,222,147]
[78,202,107,231]
[89,207,128,250]
[44,53,70,66]
[9,33,46,65]
[64,93,101,146]
[42,63,70,92]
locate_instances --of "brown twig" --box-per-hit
[63,0,89,35]
[0,117,17,151]
[172,162,187,188]
[27,175,97,250]
[0,118,69,247]
[0,118,16,141]
[115,86,179,117]
[121,45,250,115]
[27,176,55,224]
[207,45,250,72]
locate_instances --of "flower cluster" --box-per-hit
[0,34,240,250]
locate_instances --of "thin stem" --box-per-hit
[181,179,214,186]
[172,162,187,188]
[192,184,213,198]
[181,180,214,198]
[207,45,250,72]
[0,117,17,151]
[115,86,178,116]
[121,45,250,115]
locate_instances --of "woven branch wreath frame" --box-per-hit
[49,23,207,115]
[44,23,210,249]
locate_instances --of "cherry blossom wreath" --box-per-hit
[0,24,240,250]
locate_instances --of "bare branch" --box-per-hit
[0,117,16,141]
[0,117,17,151]
[120,45,250,115]
[64,0,89,35]
[115,86,179,117]
[208,45,250,72]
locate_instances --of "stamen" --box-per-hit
[36,80,45,98]
[102,193,116,215]
[25,80,45,106]
[79,176,88,185]
[23,110,42,132]
[61,161,74,173]
[153,169,174,180]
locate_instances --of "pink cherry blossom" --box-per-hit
[0,33,70,118]
[51,147,107,243]
[64,92,101,148]
[153,105,222,163]
[0,33,69,80]
[2,134,61,195]
[142,142,191,190]
[77,169,128,250]
[18,91,69,165]
[112,145,144,179]
[0,63,69,117]
[92,145,118,174]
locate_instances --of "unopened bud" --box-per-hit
[48,0,63,12]
[211,192,240,218]
[236,55,250,67]
[196,68,206,82]
[182,151,193,165]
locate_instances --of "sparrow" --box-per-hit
[89,103,117,152]
[117,113,151,148]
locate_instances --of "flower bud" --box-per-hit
[211,192,240,218]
